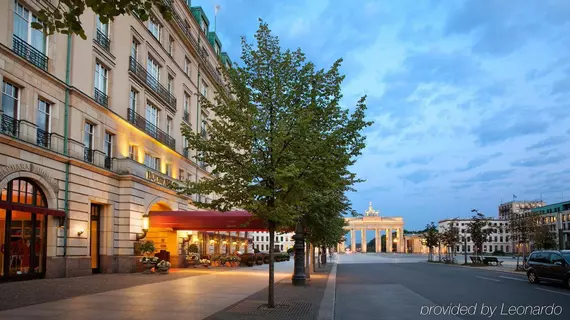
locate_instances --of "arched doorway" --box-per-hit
[0,178,48,280]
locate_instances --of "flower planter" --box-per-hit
[142,262,157,274]
[157,267,170,274]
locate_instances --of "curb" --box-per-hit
[317,262,337,320]
[423,261,526,275]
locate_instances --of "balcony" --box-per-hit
[95,29,111,52]
[104,156,112,170]
[94,88,108,107]
[127,108,176,150]
[200,128,207,139]
[183,110,190,123]
[1,114,19,137]
[128,57,176,112]
[12,35,48,71]
[84,148,94,163]
[36,128,50,148]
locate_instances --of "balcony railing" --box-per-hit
[128,57,176,111]
[104,156,112,170]
[127,108,176,150]
[183,110,190,123]
[94,87,108,107]
[1,114,19,137]
[95,29,111,52]
[12,35,48,71]
[201,128,207,138]
[84,148,94,163]
[36,128,50,148]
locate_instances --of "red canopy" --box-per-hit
[0,201,66,217]
[149,210,268,231]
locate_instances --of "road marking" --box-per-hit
[499,276,527,282]
[476,276,500,282]
[535,288,570,296]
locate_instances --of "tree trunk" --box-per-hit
[268,220,276,308]
[317,245,321,268]
[305,239,310,279]
[312,244,316,272]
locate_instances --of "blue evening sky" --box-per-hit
[201,0,570,234]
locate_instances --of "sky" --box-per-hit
[199,0,570,232]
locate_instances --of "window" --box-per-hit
[144,153,160,171]
[201,119,207,137]
[168,36,174,55]
[183,93,190,121]
[104,132,113,158]
[36,99,50,146]
[129,88,137,112]
[178,168,184,180]
[166,116,172,136]
[184,57,191,76]
[148,16,161,40]
[200,19,207,35]
[165,163,172,177]
[187,172,192,181]
[131,38,139,60]
[167,75,174,94]
[201,81,208,98]
[128,145,138,161]
[96,16,109,36]
[2,81,20,120]
[13,1,46,54]
[146,102,159,127]
[94,62,108,94]
[214,43,220,56]
[147,56,160,81]
[84,122,94,162]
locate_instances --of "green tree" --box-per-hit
[178,21,370,307]
[508,209,540,269]
[440,221,460,261]
[533,225,557,250]
[466,212,492,256]
[422,222,439,261]
[30,0,173,39]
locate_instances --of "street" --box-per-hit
[335,253,570,320]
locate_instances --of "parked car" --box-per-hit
[526,250,570,288]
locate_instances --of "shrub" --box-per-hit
[492,250,506,256]
[188,244,199,253]
[140,241,156,256]
[287,247,294,254]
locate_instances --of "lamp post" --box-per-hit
[464,229,467,265]
[292,221,307,286]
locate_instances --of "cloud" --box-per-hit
[456,152,503,172]
[511,156,563,167]
[400,170,436,184]
[526,136,566,150]
[388,156,433,168]
[472,119,548,146]
[458,170,514,183]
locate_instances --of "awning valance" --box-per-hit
[0,201,66,217]
[149,210,267,231]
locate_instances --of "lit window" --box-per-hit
[128,145,138,161]
[165,163,172,176]
[144,153,160,171]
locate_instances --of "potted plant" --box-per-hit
[139,241,158,273]
[211,255,221,267]
[156,260,171,274]
[199,257,211,268]
[186,252,200,268]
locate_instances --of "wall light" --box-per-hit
[136,214,150,240]
[77,228,84,237]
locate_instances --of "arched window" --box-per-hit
[1,178,48,280]
[1,178,47,207]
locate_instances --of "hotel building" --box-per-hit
[0,0,240,281]
[438,218,512,254]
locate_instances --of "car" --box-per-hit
[526,250,570,288]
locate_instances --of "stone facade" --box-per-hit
[438,219,512,254]
[0,0,230,279]
[251,231,295,253]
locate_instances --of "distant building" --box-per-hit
[438,218,512,254]
[531,201,570,250]
[403,234,429,254]
[498,200,545,220]
[250,231,295,253]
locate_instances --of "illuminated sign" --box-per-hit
[146,170,174,187]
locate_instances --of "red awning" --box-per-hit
[0,201,66,217]
[149,210,267,231]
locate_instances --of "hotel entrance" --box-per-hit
[90,204,102,273]
[0,178,52,281]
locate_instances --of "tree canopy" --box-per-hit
[31,0,172,39]
[177,21,371,307]
[466,212,492,255]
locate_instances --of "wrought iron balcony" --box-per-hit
[127,108,176,150]
[201,128,207,138]
[94,87,108,107]
[1,114,19,137]
[36,128,50,148]
[12,35,48,71]
[84,148,94,163]
[183,110,190,123]
[128,57,176,111]
[95,29,111,52]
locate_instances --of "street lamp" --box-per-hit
[136,214,149,240]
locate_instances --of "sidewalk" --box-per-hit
[0,260,334,320]
[207,263,334,320]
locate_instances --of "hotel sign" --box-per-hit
[146,170,174,187]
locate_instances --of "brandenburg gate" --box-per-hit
[338,202,405,253]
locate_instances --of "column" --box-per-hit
[374,229,379,253]
[400,228,405,253]
[386,228,392,252]
[351,229,356,252]
[361,228,367,253]
[396,228,401,253]
[379,229,383,252]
